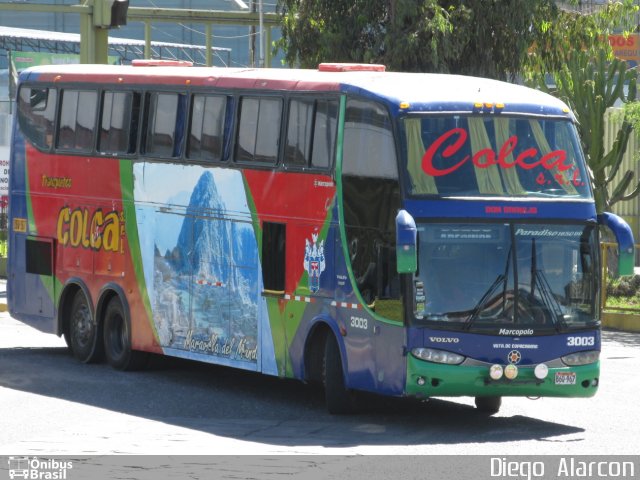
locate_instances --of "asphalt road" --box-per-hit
[1,311,639,456]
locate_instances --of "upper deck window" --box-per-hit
[143,92,187,158]
[284,98,338,170]
[235,96,282,165]
[187,94,226,162]
[99,91,140,155]
[18,86,57,150]
[403,115,591,199]
[57,89,98,152]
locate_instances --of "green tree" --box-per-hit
[526,1,640,213]
[276,0,640,213]
[276,0,555,80]
[534,49,638,213]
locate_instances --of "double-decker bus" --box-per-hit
[8,61,634,414]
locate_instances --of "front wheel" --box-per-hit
[475,396,502,415]
[323,334,358,414]
[103,296,148,371]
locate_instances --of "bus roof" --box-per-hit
[19,63,571,117]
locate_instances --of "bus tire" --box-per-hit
[103,296,148,371]
[323,334,358,414]
[475,396,501,415]
[69,289,102,363]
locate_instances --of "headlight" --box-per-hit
[561,350,599,366]
[412,347,465,365]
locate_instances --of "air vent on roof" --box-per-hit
[131,59,193,67]
[318,63,386,72]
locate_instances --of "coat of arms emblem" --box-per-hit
[304,233,326,293]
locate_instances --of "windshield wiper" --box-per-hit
[464,245,512,330]
[533,269,567,332]
[530,238,566,332]
[463,274,506,330]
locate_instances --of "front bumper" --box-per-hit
[406,355,599,398]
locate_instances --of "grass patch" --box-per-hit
[605,295,640,309]
[605,275,640,310]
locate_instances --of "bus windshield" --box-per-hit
[413,223,599,333]
[402,115,592,199]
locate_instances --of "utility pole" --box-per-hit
[258,0,264,67]
[0,1,278,66]
[249,0,256,67]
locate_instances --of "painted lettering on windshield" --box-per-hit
[422,128,575,178]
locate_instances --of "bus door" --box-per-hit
[340,96,405,394]
[372,245,406,396]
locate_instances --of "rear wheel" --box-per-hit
[475,396,502,415]
[69,290,101,363]
[323,334,358,414]
[103,296,148,371]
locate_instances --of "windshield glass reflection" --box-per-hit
[413,223,599,332]
[402,116,592,199]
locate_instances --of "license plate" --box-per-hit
[555,372,576,385]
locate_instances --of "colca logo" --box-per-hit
[422,128,571,177]
[57,206,123,253]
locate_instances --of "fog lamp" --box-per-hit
[489,364,503,380]
[534,363,549,380]
[504,364,518,380]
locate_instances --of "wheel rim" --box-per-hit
[72,301,93,349]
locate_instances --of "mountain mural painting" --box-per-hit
[136,165,261,366]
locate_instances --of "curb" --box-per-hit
[602,311,640,333]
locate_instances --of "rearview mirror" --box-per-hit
[396,209,417,274]
[598,212,635,276]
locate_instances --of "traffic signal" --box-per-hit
[93,0,129,29]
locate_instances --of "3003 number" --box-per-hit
[350,316,368,330]
[567,336,595,347]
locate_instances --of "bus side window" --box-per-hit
[284,98,313,167]
[142,92,186,158]
[311,99,338,170]
[342,98,402,320]
[187,94,226,162]
[17,86,57,150]
[261,222,286,293]
[56,89,98,152]
[99,91,139,155]
[235,96,282,165]
[284,98,338,170]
